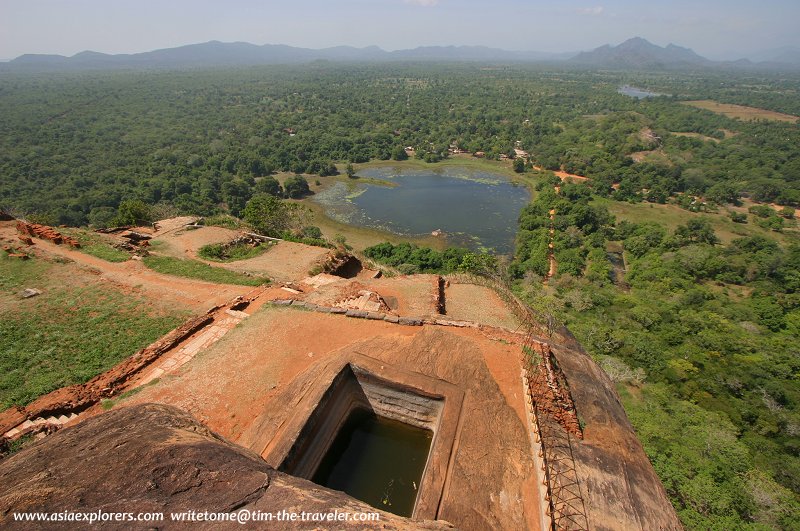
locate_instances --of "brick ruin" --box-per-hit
[523,338,589,530]
[525,341,583,438]
[15,221,80,248]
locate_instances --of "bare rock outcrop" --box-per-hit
[0,403,451,530]
[550,328,683,531]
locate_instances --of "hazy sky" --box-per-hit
[1,0,798,61]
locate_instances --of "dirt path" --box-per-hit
[546,207,557,280]
[553,170,589,182]
[533,166,590,183]
[0,222,250,311]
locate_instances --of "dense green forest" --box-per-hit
[512,182,800,528]
[1,64,799,224]
[2,63,799,529]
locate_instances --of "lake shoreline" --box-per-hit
[306,162,531,255]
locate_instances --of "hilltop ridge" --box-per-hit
[5,37,797,71]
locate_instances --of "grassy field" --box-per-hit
[682,100,799,123]
[670,132,720,143]
[295,199,450,252]
[59,228,130,262]
[143,255,267,285]
[591,197,798,245]
[0,254,188,408]
[198,241,273,262]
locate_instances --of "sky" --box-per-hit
[1,0,798,61]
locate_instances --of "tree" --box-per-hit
[749,205,773,218]
[88,206,118,228]
[242,194,292,237]
[114,199,151,226]
[513,158,525,173]
[253,176,283,197]
[729,211,747,223]
[283,175,310,198]
[673,218,719,246]
[221,179,252,216]
[346,163,356,178]
[392,146,409,161]
[706,182,740,205]
[300,226,323,239]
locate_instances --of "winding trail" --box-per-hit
[546,207,557,281]
[0,221,251,311]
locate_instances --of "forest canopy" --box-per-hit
[1,64,799,225]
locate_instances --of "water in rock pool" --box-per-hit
[312,408,433,517]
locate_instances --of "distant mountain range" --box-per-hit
[570,37,714,69]
[3,38,798,71]
[747,46,800,65]
[4,41,572,70]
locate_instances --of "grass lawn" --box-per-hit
[59,228,130,262]
[143,255,267,286]
[0,254,188,408]
[198,241,273,262]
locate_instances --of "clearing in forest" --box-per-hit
[682,100,799,123]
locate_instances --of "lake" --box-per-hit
[312,166,530,254]
[618,85,663,99]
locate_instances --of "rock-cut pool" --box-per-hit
[312,166,530,254]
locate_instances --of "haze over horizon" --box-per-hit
[1,0,799,62]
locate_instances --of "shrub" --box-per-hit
[284,175,310,198]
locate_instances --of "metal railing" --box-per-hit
[523,333,589,531]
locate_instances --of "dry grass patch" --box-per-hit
[671,132,721,143]
[682,100,799,123]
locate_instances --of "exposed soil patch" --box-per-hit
[553,170,589,182]
[221,241,331,281]
[629,149,673,165]
[149,222,331,282]
[152,225,239,259]
[444,282,521,330]
[0,221,250,311]
[671,131,721,143]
